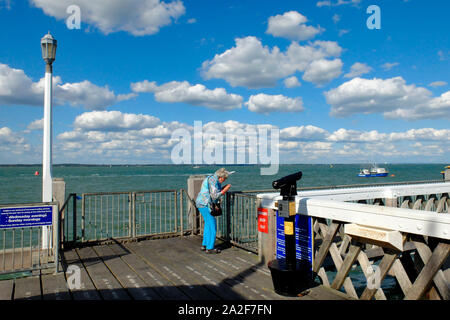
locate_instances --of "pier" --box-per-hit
[0,178,449,300]
[0,236,350,300]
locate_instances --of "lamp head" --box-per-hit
[41,32,57,64]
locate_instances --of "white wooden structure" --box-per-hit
[257,181,450,300]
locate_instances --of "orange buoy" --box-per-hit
[390,174,395,177]
[34,171,40,176]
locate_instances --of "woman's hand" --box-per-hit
[221,184,231,194]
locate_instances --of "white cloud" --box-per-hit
[245,93,304,114]
[0,127,30,155]
[317,0,361,7]
[131,80,243,111]
[338,29,350,37]
[73,110,160,131]
[200,36,342,88]
[302,58,343,86]
[280,125,329,141]
[55,80,137,110]
[325,76,450,120]
[54,110,450,163]
[31,0,185,36]
[381,62,399,71]
[283,76,301,88]
[332,14,340,24]
[27,119,44,131]
[266,11,324,41]
[344,62,372,78]
[0,63,135,109]
[429,81,447,87]
[327,128,387,142]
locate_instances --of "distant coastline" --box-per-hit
[0,162,447,167]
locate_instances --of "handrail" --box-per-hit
[239,179,446,194]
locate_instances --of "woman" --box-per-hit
[195,168,231,254]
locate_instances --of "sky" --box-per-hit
[0,0,449,165]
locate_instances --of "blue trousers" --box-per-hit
[198,206,216,250]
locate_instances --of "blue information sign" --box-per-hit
[0,206,53,229]
[276,211,314,269]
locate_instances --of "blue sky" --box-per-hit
[0,0,449,164]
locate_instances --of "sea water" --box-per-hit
[0,163,446,204]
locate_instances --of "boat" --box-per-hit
[358,164,389,177]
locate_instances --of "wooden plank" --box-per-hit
[129,238,267,300]
[41,272,71,300]
[317,267,330,287]
[360,251,397,300]
[328,242,358,299]
[76,246,130,300]
[331,244,361,291]
[62,249,101,300]
[92,245,159,300]
[125,240,220,300]
[0,279,14,300]
[357,250,387,300]
[391,259,412,296]
[108,243,189,300]
[412,239,450,300]
[13,275,41,300]
[299,285,354,300]
[180,236,289,300]
[313,221,340,273]
[180,243,280,300]
[405,242,450,300]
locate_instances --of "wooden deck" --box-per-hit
[0,236,352,300]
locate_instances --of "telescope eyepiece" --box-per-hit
[272,171,302,199]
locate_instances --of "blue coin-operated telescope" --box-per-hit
[268,171,314,296]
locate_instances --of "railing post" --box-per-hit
[72,193,77,243]
[81,194,85,243]
[130,192,135,238]
[226,192,232,244]
[174,190,178,234]
[180,189,184,236]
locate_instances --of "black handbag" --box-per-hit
[210,202,222,217]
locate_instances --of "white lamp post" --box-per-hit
[41,32,57,249]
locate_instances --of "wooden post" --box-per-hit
[331,243,361,291]
[405,242,450,300]
[258,206,277,266]
[313,221,341,274]
[360,250,397,300]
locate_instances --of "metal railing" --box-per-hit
[61,189,194,247]
[58,188,260,254]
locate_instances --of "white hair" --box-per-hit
[215,168,229,179]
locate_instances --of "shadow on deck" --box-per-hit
[0,236,351,300]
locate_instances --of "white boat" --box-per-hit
[358,164,389,177]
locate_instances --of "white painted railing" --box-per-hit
[258,181,450,239]
[257,181,450,300]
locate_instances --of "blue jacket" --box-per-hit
[195,174,223,208]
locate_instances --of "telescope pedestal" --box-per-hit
[268,259,314,297]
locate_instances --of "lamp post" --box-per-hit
[41,32,57,249]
